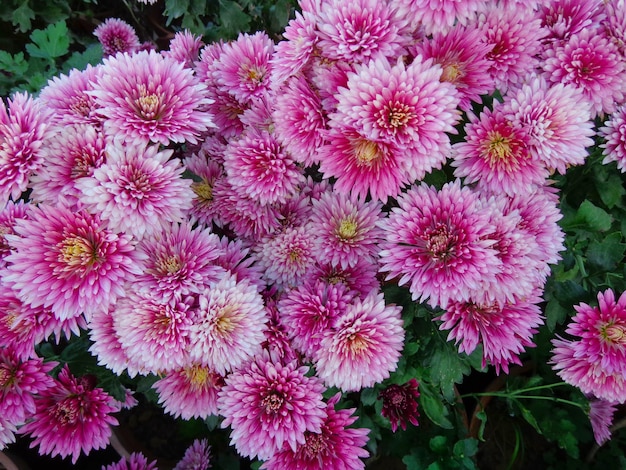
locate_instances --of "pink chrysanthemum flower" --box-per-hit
[278,280,354,359]
[212,236,265,291]
[94,18,140,57]
[307,257,381,299]
[154,364,224,420]
[318,126,409,203]
[600,105,626,172]
[113,292,194,374]
[173,438,212,470]
[405,0,490,36]
[262,299,300,363]
[438,299,544,374]
[379,378,420,433]
[315,292,404,391]
[91,50,214,145]
[270,11,318,85]
[602,0,626,54]
[0,92,51,204]
[216,31,274,104]
[539,0,603,42]
[217,352,327,460]
[415,24,495,112]
[0,417,17,449]
[102,452,158,470]
[19,365,118,464]
[308,191,383,269]
[474,6,547,93]
[0,347,56,425]
[0,200,29,268]
[254,225,317,289]
[542,28,626,117]
[135,222,224,299]
[272,75,327,166]
[3,205,140,321]
[588,398,617,446]
[29,123,107,209]
[331,56,459,175]
[261,392,369,470]
[184,149,225,227]
[309,56,355,113]
[164,30,204,69]
[316,0,410,63]
[378,181,500,308]
[188,274,268,374]
[223,128,303,206]
[38,65,103,126]
[451,107,547,197]
[502,75,594,174]
[75,142,194,240]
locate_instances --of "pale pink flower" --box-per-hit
[0,200,29,269]
[405,0,490,36]
[307,257,381,299]
[94,18,140,56]
[378,181,500,308]
[102,452,158,470]
[154,364,224,420]
[174,438,212,470]
[75,142,194,240]
[19,365,118,464]
[600,105,626,172]
[602,0,626,55]
[3,205,140,321]
[539,0,603,42]
[183,150,225,227]
[164,30,204,68]
[314,292,404,392]
[212,236,265,291]
[261,392,369,470]
[588,398,618,446]
[91,50,214,145]
[270,11,318,85]
[217,352,327,460]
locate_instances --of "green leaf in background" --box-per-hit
[425,337,471,400]
[164,0,191,21]
[219,0,251,37]
[586,232,626,272]
[545,298,569,331]
[560,200,613,232]
[360,387,378,406]
[0,51,29,76]
[63,43,103,73]
[11,2,36,32]
[25,21,70,59]
[596,173,626,209]
[420,383,453,429]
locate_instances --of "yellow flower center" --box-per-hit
[59,236,97,268]
[0,366,13,388]
[336,217,358,240]
[214,306,237,335]
[52,397,81,426]
[261,391,284,414]
[185,364,210,388]
[353,139,382,167]
[601,322,626,345]
[156,255,182,275]
[441,62,463,83]
[191,180,213,203]
[135,84,161,120]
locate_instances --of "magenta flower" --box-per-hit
[600,105,626,172]
[270,11,318,85]
[379,378,420,433]
[154,364,224,420]
[539,0,602,41]
[0,200,29,269]
[3,204,140,321]
[314,292,404,392]
[165,30,204,69]
[91,50,214,145]
[75,142,194,240]
[217,352,327,460]
[260,392,369,470]
[19,365,118,464]
[102,452,158,470]
[173,438,212,470]
[406,0,490,36]
[588,398,618,446]
[307,257,381,299]
[93,18,140,57]
[378,181,500,308]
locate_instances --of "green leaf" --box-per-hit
[268,0,291,33]
[26,21,70,59]
[545,299,569,331]
[0,51,29,75]
[514,400,542,435]
[425,338,470,399]
[586,232,626,271]
[420,383,453,429]
[219,0,251,37]
[360,387,378,406]
[560,200,612,232]
[429,435,448,453]
[453,438,478,459]
[473,409,487,441]
[204,413,221,431]
[63,43,103,73]
[11,2,35,32]
[596,173,626,209]
[164,0,191,20]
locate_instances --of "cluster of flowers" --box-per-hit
[1,0,626,467]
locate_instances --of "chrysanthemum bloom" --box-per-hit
[401,0,490,36]
[309,56,355,113]
[272,75,327,166]
[113,292,194,374]
[94,18,140,57]
[270,11,318,85]
[602,0,626,54]
[0,417,17,449]
[0,200,29,268]
[217,352,327,460]
[451,107,547,197]
[75,142,194,240]
[212,236,265,291]
[91,50,214,146]
[102,452,158,470]
[502,75,594,175]
[278,280,354,359]
[3,204,140,321]
[0,347,56,425]
[0,92,51,204]
[164,30,204,69]
[29,123,107,209]
[19,365,118,464]
[378,181,500,308]
[379,378,420,433]
[223,128,303,206]
[438,299,543,374]
[260,392,369,470]
[473,6,547,93]
[134,222,224,299]
[262,299,300,363]
[183,150,225,228]
[542,28,626,118]
[38,65,103,126]
[539,0,603,42]
[215,31,274,104]
[173,438,212,470]
[318,126,409,203]
[307,257,381,299]
[600,105,626,172]
[415,24,495,112]
[254,225,317,289]
[314,292,404,391]
[331,56,460,179]
[588,398,618,446]
[188,274,268,374]
[316,0,410,63]
[154,364,224,419]
[309,191,383,269]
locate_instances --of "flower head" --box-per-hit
[600,105,626,172]
[94,18,140,57]
[165,30,204,69]
[102,452,158,470]
[174,438,212,470]
[379,378,420,433]
[588,398,618,446]
[406,0,490,36]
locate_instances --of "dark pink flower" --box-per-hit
[588,398,617,446]
[600,105,626,172]
[94,18,140,56]
[379,378,420,433]
[102,452,158,470]
[173,438,212,470]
